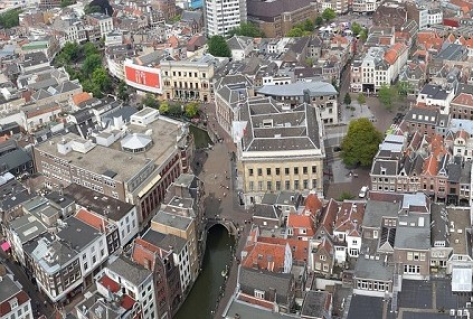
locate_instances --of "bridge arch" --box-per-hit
[206,217,238,237]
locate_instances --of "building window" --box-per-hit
[294,167,299,175]
[404,265,420,274]
[266,181,272,191]
[275,168,280,175]
[276,181,281,191]
[248,169,253,176]
[312,166,317,173]
[320,255,326,261]
[285,168,290,175]
[266,168,271,175]
[285,180,290,190]
[257,168,262,176]
[249,181,254,191]
[258,181,263,191]
[303,179,308,189]
[303,167,308,174]
[254,290,265,299]
[294,180,299,189]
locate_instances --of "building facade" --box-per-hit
[205,0,247,36]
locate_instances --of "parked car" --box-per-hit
[359,186,369,198]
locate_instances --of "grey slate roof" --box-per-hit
[240,99,322,152]
[256,81,337,97]
[247,0,314,21]
[0,275,22,302]
[362,200,399,228]
[431,204,448,245]
[238,267,293,305]
[107,255,151,286]
[142,229,187,252]
[355,240,394,281]
[394,215,431,250]
[0,148,32,171]
[347,295,394,319]
[301,290,330,319]
[9,214,47,244]
[56,216,101,251]
[253,204,282,220]
[419,84,449,100]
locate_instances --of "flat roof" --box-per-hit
[446,207,471,256]
[56,216,101,251]
[35,116,184,182]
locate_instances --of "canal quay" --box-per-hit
[175,123,252,318]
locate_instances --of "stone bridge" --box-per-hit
[206,217,239,236]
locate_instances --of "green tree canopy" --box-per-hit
[60,0,75,7]
[351,22,362,36]
[82,54,102,75]
[378,85,397,111]
[315,16,324,27]
[117,81,128,101]
[338,191,355,201]
[56,42,81,66]
[185,102,199,118]
[84,5,102,14]
[396,81,412,95]
[229,22,265,38]
[0,9,20,28]
[357,93,366,105]
[321,8,336,21]
[91,67,112,92]
[83,42,99,56]
[358,28,368,41]
[286,27,304,37]
[142,94,159,108]
[159,101,169,114]
[303,19,314,32]
[341,118,383,167]
[344,93,352,106]
[208,35,231,57]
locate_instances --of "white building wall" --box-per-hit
[117,208,140,246]
[0,298,34,319]
[347,235,362,257]
[205,0,246,37]
[79,235,108,277]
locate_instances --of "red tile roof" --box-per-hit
[451,93,473,107]
[257,237,309,264]
[121,294,136,310]
[287,214,315,237]
[99,275,120,293]
[72,92,92,106]
[75,208,108,233]
[319,198,339,235]
[242,242,287,272]
[0,291,29,317]
[303,193,323,217]
[333,202,365,236]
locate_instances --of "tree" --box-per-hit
[229,22,265,38]
[185,102,199,118]
[84,4,102,14]
[378,85,397,111]
[315,16,324,27]
[341,118,383,167]
[60,0,75,7]
[351,22,362,36]
[397,80,411,96]
[357,93,366,105]
[305,57,313,67]
[303,19,314,32]
[286,28,303,37]
[142,94,159,108]
[91,67,112,93]
[82,54,102,75]
[159,101,170,114]
[358,28,368,41]
[344,93,352,106]
[207,36,231,57]
[0,9,20,28]
[117,81,128,101]
[338,191,355,201]
[55,42,81,66]
[321,8,336,21]
[83,42,99,56]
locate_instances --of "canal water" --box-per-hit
[175,225,235,319]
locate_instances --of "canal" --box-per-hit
[175,225,235,319]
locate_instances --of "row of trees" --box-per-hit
[55,42,113,98]
[142,95,200,118]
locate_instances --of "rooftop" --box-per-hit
[63,184,134,221]
[107,256,151,286]
[301,290,331,319]
[35,116,187,183]
[255,81,337,97]
[152,211,192,231]
[446,207,471,255]
[56,216,101,251]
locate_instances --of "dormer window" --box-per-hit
[381,168,387,175]
[8,298,18,309]
[254,289,265,299]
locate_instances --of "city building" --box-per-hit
[85,13,114,39]
[205,0,247,37]
[352,0,379,13]
[255,82,339,125]
[0,274,33,319]
[160,55,217,102]
[33,108,194,227]
[246,0,318,37]
[234,97,325,205]
[99,256,158,319]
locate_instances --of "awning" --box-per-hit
[137,174,161,198]
[452,265,473,292]
[1,241,11,252]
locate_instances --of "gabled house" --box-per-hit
[416,84,455,114]
[236,266,295,313]
[333,201,365,260]
[241,241,292,273]
[252,204,283,228]
[450,92,473,120]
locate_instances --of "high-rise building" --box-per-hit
[205,0,247,37]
